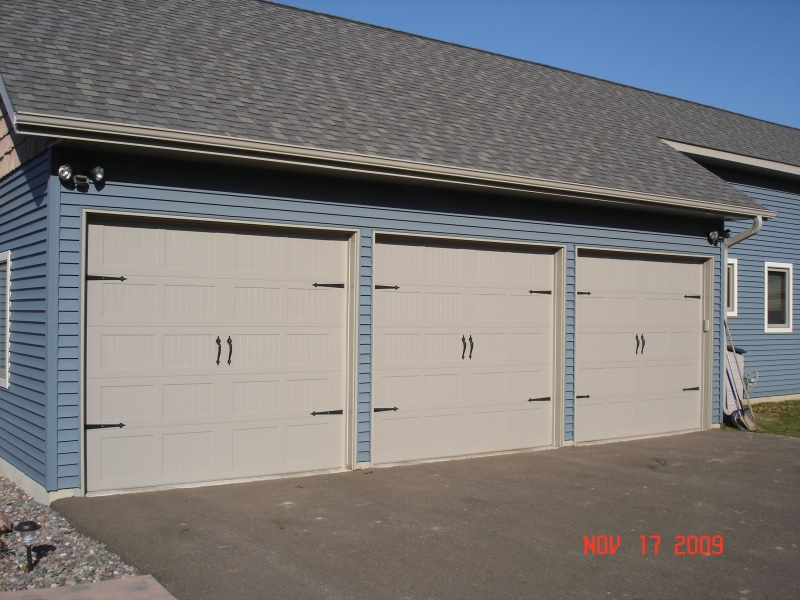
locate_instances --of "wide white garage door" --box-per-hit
[372,239,554,464]
[85,222,348,492]
[575,253,704,443]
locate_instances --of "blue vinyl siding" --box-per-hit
[722,170,800,399]
[0,151,51,487]
[50,152,723,487]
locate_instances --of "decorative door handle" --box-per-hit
[216,336,222,365]
[462,335,466,360]
[641,333,645,354]
[227,336,233,365]
[469,335,474,359]
[635,334,640,355]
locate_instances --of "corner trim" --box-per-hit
[14,112,775,219]
[662,139,800,182]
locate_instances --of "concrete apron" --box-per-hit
[0,576,174,599]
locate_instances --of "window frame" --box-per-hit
[726,258,738,317]
[0,250,10,388]
[764,262,793,333]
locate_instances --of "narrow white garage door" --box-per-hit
[373,239,554,464]
[575,253,704,443]
[85,222,349,492]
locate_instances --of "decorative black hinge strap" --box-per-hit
[310,409,344,416]
[577,291,592,295]
[375,285,399,290]
[683,386,700,391]
[576,395,591,399]
[529,290,551,295]
[374,407,399,412]
[85,423,126,430]
[684,295,701,299]
[87,275,126,281]
[528,397,551,402]
[313,283,345,288]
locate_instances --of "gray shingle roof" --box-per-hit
[1,0,798,213]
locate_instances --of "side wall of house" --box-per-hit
[51,150,723,491]
[720,168,800,399]
[0,151,51,487]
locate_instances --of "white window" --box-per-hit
[726,258,738,317]
[0,250,10,388]
[764,262,793,333]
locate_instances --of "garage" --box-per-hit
[372,237,558,464]
[85,221,351,493]
[575,252,707,443]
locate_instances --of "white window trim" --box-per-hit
[764,262,793,334]
[0,250,10,388]
[726,258,738,317]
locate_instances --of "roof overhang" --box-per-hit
[662,139,800,183]
[12,111,775,219]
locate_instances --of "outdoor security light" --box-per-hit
[88,166,105,183]
[57,164,105,189]
[57,164,73,182]
[707,229,731,246]
[14,520,41,572]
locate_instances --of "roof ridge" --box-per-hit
[269,0,799,133]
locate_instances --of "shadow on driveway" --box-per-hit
[54,430,800,599]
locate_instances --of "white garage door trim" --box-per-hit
[371,231,567,465]
[78,210,360,496]
[574,246,714,444]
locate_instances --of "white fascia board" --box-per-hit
[13,111,775,219]
[662,139,800,182]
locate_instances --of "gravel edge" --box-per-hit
[0,476,138,591]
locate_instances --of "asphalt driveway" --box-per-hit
[53,430,800,600]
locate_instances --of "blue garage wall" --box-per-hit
[0,151,51,487]
[719,168,800,399]
[51,151,723,490]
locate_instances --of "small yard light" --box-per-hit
[14,520,41,572]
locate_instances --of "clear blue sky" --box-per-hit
[278,0,800,130]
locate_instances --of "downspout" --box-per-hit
[726,216,762,247]
[722,216,763,426]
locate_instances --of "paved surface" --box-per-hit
[53,430,800,600]
[0,576,174,599]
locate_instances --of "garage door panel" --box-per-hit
[86,223,348,493]
[375,290,422,322]
[374,240,555,464]
[576,254,703,443]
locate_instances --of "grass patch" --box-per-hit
[750,400,800,437]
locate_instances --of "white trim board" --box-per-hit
[726,258,738,317]
[15,112,774,219]
[764,262,794,333]
[662,139,800,182]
